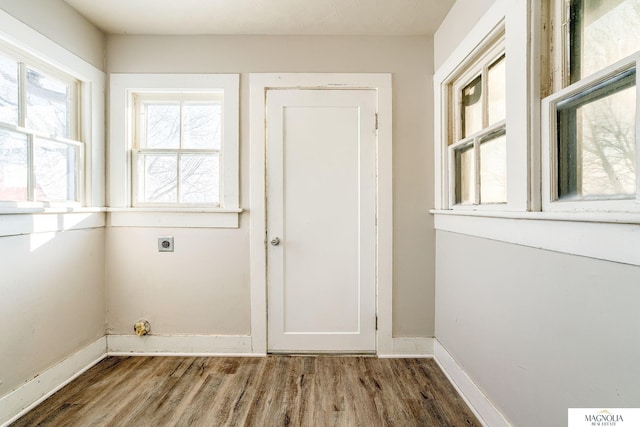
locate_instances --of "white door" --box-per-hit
[266,89,377,353]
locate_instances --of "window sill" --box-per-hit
[430,209,640,225]
[431,209,640,266]
[0,207,106,215]
[107,207,244,228]
[0,208,106,237]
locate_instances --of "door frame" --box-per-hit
[249,73,393,355]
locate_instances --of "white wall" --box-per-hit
[106,227,250,335]
[0,0,106,406]
[433,1,640,425]
[433,0,497,70]
[436,231,640,427]
[106,35,436,338]
[0,228,105,398]
[0,0,104,70]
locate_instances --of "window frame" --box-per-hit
[109,73,241,228]
[435,9,531,214]
[448,40,507,208]
[0,44,85,208]
[131,92,224,208]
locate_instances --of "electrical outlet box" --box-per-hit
[158,236,174,252]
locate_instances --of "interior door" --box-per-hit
[266,89,377,353]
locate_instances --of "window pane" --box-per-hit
[34,138,78,202]
[180,154,219,204]
[557,69,636,199]
[462,75,483,138]
[26,68,71,138]
[0,129,28,201]
[0,54,19,125]
[488,55,506,125]
[145,103,180,149]
[570,0,640,83]
[183,102,222,149]
[455,144,475,204]
[140,153,177,203]
[480,132,507,203]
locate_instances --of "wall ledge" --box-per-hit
[0,337,107,427]
[433,212,640,266]
[0,212,106,237]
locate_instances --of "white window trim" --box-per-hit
[542,53,640,213]
[109,73,241,228]
[434,0,531,213]
[0,8,105,235]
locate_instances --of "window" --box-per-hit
[543,0,640,210]
[0,49,81,205]
[432,0,640,266]
[133,93,222,206]
[448,39,506,207]
[109,73,240,227]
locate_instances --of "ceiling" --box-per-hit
[62,0,455,36]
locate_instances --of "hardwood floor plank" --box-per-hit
[10,356,480,427]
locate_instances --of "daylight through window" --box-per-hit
[133,93,223,206]
[449,40,506,206]
[0,49,80,204]
[548,0,639,204]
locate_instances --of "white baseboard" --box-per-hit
[106,334,255,356]
[378,337,434,358]
[3,334,511,427]
[0,337,107,427]
[433,339,511,427]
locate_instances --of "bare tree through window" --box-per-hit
[134,95,222,206]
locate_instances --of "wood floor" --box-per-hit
[12,356,479,427]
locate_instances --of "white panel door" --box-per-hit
[266,89,377,353]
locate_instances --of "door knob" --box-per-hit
[270,237,281,246]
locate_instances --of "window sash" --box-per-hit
[132,148,221,207]
[451,43,505,145]
[557,67,635,200]
[0,51,79,139]
[551,0,640,89]
[134,93,223,149]
[449,120,506,207]
[542,53,640,212]
[0,123,83,206]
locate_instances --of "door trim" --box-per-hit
[249,73,393,355]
